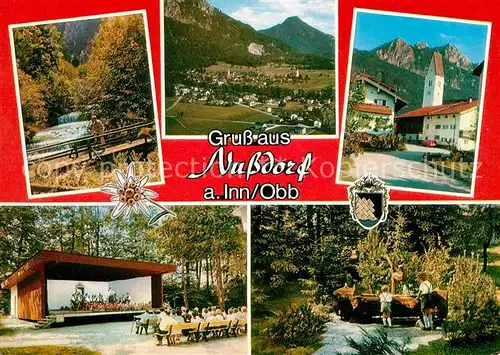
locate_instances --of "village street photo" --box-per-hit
[251,205,500,355]
[164,0,337,136]
[11,12,164,197]
[0,205,248,355]
[338,10,490,195]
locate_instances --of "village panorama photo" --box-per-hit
[337,9,491,196]
[163,0,337,137]
[10,11,164,198]
[0,205,248,354]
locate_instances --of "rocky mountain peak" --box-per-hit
[414,42,428,49]
[442,43,472,69]
[166,0,215,28]
[375,37,415,70]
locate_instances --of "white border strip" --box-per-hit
[335,8,492,198]
[160,0,340,140]
[9,10,166,199]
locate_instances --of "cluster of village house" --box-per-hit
[354,52,483,151]
[173,67,334,133]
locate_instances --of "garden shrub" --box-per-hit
[342,132,364,157]
[443,257,500,344]
[337,327,411,355]
[268,304,329,348]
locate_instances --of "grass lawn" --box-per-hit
[165,96,178,110]
[252,287,321,355]
[0,346,100,355]
[166,103,274,135]
[0,317,19,338]
[411,338,500,355]
[166,116,254,135]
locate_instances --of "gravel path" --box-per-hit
[0,320,247,355]
[314,315,442,354]
[345,145,471,194]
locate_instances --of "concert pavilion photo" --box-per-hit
[2,250,176,325]
[0,205,248,354]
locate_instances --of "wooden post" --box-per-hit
[151,274,163,308]
[41,264,48,319]
[87,140,92,160]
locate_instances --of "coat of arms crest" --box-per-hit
[348,173,390,230]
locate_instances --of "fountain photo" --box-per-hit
[0,205,248,354]
[251,204,500,355]
[10,11,164,197]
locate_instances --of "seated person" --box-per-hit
[240,306,248,320]
[227,308,236,320]
[156,309,179,346]
[135,310,157,334]
[191,311,203,323]
[173,308,185,324]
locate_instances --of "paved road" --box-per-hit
[345,144,471,194]
[0,320,247,355]
[314,315,442,354]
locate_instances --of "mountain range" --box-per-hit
[352,38,480,113]
[164,0,335,94]
[259,16,335,59]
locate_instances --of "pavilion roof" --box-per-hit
[1,250,176,289]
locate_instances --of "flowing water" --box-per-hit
[27,112,90,161]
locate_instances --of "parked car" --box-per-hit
[421,138,437,147]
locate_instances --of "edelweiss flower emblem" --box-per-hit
[101,163,175,225]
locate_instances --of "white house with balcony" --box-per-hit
[353,73,408,132]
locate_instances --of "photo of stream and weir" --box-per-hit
[12,11,163,196]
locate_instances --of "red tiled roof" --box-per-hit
[396,99,478,119]
[433,52,444,77]
[355,103,393,115]
[358,73,396,93]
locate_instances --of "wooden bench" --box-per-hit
[166,323,201,345]
[200,320,233,341]
[155,320,240,346]
[232,319,247,335]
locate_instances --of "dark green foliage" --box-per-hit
[251,206,362,300]
[268,304,328,348]
[337,327,411,355]
[259,16,335,59]
[13,25,64,80]
[0,290,9,316]
[224,275,247,309]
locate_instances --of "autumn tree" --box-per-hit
[17,69,47,138]
[86,15,153,127]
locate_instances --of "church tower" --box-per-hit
[422,52,444,107]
